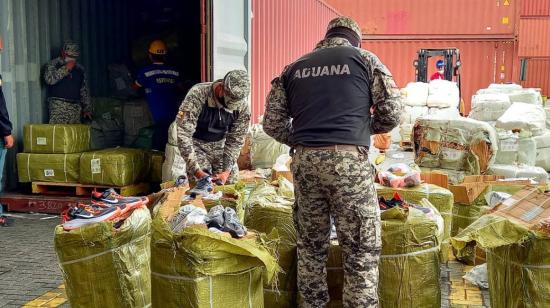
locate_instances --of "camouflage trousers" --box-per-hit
[291,147,381,308]
[49,99,82,124]
[189,138,239,183]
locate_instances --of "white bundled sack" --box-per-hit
[496,102,546,136]
[534,131,550,148]
[489,164,548,185]
[402,82,429,106]
[402,106,429,124]
[167,121,178,146]
[488,83,522,91]
[426,80,460,108]
[494,131,536,166]
[469,94,511,121]
[162,144,186,182]
[508,88,543,105]
[399,123,413,142]
[535,147,550,171]
[427,107,461,119]
[545,108,550,128]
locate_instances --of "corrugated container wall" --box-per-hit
[324,0,517,38]
[521,0,550,16]
[520,59,550,94]
[364,40,517,113]
[518,18,550,57]
[0,0,129,188]
[250,0,339,122]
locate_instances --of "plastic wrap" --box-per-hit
[150,151,164,182]
[451,215,550,308]
[24,124,90,154]
[413,116,498,175]
[508,88,543,105]
[402,106,429,124]
[426,80,460,108]
[54,207,152,308]
[250,125,290,169]
[401,82,429,106]
[375,183,453,261]
[150,189,279,308]
[17,153,81,183]
[123,99,153,136]
[468,93,511,121]
[426,107,461,118]
[496,102,546,136]
[494,131,536,166]
[80,148,151,186]
[328,201,442,308]
[162,144,186,182]
[487,83,523,91]
[489,164,548,185]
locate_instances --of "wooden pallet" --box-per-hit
[400,141,413,151]
[31,182,150,197]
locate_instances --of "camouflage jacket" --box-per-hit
[43,57,91,112]
[176,82,250,174]
[263,37,402,146]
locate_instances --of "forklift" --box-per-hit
[413,48,464,114]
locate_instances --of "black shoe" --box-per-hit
[222,207,247,238]
[189,176,213,197]
[206,205,225,230]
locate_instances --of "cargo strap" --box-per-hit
[151,268,259,308]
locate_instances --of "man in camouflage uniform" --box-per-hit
[176,70,250,186]
[264,17,402,307]
[44,41,91,124]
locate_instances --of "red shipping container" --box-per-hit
[362,39,517,114]
[521,0,550,16]
[324,0,516,37]
[520,58,550,97]
[251,0,340,123]
[518,18,550,57]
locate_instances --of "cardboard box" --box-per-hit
[491,186,550,234]
[272,170,293,183]
[449,175,530,205]
[420,171,449,189]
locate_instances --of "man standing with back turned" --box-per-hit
[263,17,402,307]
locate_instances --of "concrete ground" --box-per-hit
[0,211,490,308]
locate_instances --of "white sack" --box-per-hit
[534,131,550,149]
[508,88,543,105]
[426,80,460,108]
[402,82,429,106]
[535,147,550,172]
[489,164,548,185]
[402,106,429,124]
[496,102,546,136]
[487,83,523,91]
[494,131,536,166]
[427,107,461,119]
[162,144,187,182]
[468,94,511,121]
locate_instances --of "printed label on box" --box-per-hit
[500,139,519,152]
[91,159,101,174]
[36,137,47,145]
[44,169,55,177]
[441,148,464,161]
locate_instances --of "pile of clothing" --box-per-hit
[377,163,421,189]
[378,192,443,229]
[61,188,148,231]
[169,203,247,238]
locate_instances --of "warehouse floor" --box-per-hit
[0,212,490,308]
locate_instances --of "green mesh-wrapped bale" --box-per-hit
[244,183,297,308]
[452,215,550,308]
[151,189,279,308]
[17,153,81,183]
[326,201,442,308]
[376,183,453,261]
[54,207,152,308]
[150,151,164,182]
[80,148,151,186]
[24,124,90,154]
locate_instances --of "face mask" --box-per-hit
[65,56,76,63]
[438,69,444,74]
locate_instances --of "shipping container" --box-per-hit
[518,17,550,57]
[325,0,517,38]
[519,58,550,96]
[250,0,340,122]
[521,0,550,16]
[363,39,517,114]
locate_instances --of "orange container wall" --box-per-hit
[518,18,550,57]
[520,59,550,96]
[324,0,517,37]
[250,0,340,123]
[363,40,516,114]
[521,0,550,16]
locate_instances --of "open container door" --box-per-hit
[207,0,251,80]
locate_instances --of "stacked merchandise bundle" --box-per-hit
[328,196,443,308]
[244,180,297,308]
[17,124,90,183]
[150,187,279,307]
[90,97,124,149]
[162,121,186,182]
[238,124,290,170]
[80,148,151,187]
[451,187,550,308]
[399,82,429,143]
[149,150,164,183]
[413,116,498,184]
[123,99,154,149]
[55,190,151,307]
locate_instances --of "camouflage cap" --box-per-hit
[62,40,80,57]
[223,70,250,101]
[327,16,361,39]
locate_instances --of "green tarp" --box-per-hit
[17,153,81,183]
[151,189,279,308]
[327,200,442,308]
[244,182,297,308]
[80,148,151,186]
[376,183,453,261]
[54,207,152,308]
[24,124,90,154]
[452,215,550,308]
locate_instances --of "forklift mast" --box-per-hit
[414,48,462,100]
